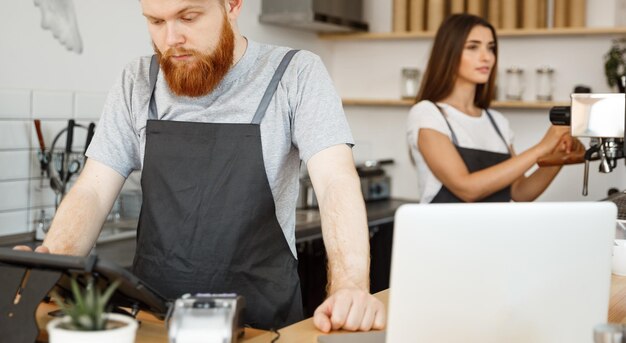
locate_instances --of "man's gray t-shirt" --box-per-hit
[86,40,354,257]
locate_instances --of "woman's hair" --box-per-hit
[416,14,498,109]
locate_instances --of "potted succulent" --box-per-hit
[46,278,138,343]
[604,38,626,93]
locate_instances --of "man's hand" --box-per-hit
[13,245,50,253]
[313,288,386,333]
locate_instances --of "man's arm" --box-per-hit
[307,144,386,332]
[23,159,125,256]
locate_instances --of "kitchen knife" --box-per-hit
[84,122,95,155]
[65,119,75,155]
[61,119,75,184]
[34,119,46,153]
[33,119,49,170]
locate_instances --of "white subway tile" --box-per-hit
[74,92,106,119]
[0,121,31,150]
[30,177,58,208]
[32,90,73,119]
[0,180,29,211]
[0,89,31,118]
[0,151,31,181]
[0,210,29,236]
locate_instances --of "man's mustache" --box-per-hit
[161,47,200,59]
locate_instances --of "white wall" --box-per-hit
[0,0,330,91]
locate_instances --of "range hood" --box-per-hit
[259,0,368,33]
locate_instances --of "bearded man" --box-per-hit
[15,0,385,332]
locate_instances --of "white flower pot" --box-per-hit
[47,313,138,343]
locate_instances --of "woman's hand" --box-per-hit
[537,126,572,156]
[537,136,586,167]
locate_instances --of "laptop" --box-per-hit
[319,202,616,343]
[388,202,616,343]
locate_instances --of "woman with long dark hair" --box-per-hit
[407,14,573,203]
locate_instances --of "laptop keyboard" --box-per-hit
[608,192,626,220]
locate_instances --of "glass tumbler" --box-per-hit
[401,68,420,99]
[536,66,555,101]
[505,67,524,101]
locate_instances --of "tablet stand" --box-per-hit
[0,264,61,343]
[0,248,169,342]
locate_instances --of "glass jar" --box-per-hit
[401,68,420,99]
[536,66,555,101]
[505,67,524,100]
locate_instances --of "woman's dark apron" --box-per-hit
[132,50,304,329]
[430,106,512,203]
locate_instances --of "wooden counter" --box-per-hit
[35,275,626,342]
[34,302,266,342]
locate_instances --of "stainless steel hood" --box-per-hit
[259,0,368,33]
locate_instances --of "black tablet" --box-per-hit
[0,248,169,319]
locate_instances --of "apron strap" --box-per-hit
[435,105,460,146]
[251,50,300,125]
[146,50,300,123]
[436,104,509,152]
[148,54,160,120]
[484,109,511,153]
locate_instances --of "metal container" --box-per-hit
[570,93,625,138]
[259,0,368,32]
[361,175,391,201]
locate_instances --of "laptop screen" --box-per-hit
[387,202,616,343]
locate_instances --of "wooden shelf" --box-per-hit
[491,100,569,109]
[320,26,626,41]
[342,98,569,109]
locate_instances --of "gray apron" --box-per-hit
[132,50,304,329]
[431,106,512,203]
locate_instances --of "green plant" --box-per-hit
[604,39,626,90]
[52,277,120,331]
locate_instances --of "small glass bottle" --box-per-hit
[505,67,524,101]
[593,323,625,343]
[401,68,420,99]
[536,66,555,101]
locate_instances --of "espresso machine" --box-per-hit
[549,80,626,218]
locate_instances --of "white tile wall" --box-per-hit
[0,121,31,150]
[0,89,31,118]
[0,180,29,211]
[0,210,29,236]
[29,179,58,208]
[0,151,30,180]
[0,88,105,238]
[32,90,74,119]
[74,92,107,119]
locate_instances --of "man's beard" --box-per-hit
[156,17,235,97]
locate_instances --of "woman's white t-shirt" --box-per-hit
[406,100,515,203]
